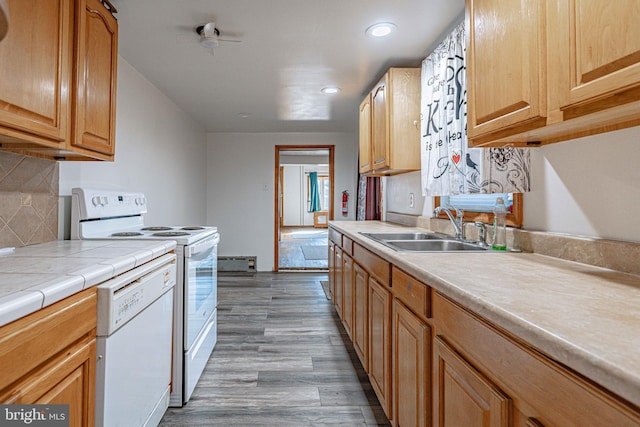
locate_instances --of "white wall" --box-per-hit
[524,126,640,242]
[59,58,208,227]
[206,132,358,271]
[385,126,640,243]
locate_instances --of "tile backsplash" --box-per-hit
[0,152,59,248]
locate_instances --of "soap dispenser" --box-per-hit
[491,197,507,251]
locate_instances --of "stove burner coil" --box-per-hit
[153,231,190,237]
[112,232,144,237]
[141,226,174,231]
[181,226,205,230]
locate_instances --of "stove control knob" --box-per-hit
[92,196,101,206]
[101,196,109,206]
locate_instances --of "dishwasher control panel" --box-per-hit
[97,253,176,336]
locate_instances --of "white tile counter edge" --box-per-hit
[329,220,640,409]
[0,240,177,327]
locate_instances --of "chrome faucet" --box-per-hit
[474,221,489,247]
[434,206,465,240]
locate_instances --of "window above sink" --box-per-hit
[435,193,523,227]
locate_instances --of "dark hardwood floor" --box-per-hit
[160,272,390,426]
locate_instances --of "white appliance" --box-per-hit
[71,187,220,407]
[96,253,176,427]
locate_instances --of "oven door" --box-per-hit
[184,233,219,349]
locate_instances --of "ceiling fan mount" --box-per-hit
[194,22,240,49]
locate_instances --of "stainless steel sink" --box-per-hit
[360,231,489,252]
[386,240,488,252]
[361,231,450,241]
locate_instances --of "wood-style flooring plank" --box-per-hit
[160,272,390,426]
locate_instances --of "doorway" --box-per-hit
[274,145,334,271]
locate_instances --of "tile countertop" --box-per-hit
[329,220,640,409]
[0,239,177,327]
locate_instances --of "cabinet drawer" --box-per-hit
[353,243,390,287]
[329,227,342,245]
[392,266,431,318]
[342,236,354,256]
[433,292,640,426]
[0,288,97,391]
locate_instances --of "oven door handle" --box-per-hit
[185,233,220,258]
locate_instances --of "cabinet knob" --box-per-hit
[413,120,419,129]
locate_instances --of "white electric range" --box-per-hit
[71,187,219,407]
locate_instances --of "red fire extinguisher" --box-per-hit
[342,191,349,216]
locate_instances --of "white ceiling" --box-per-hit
[111,0,464,133]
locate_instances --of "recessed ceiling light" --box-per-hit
[238,113,251,118]
[321,87,341,94]
[365,22,397,38]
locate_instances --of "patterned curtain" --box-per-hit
[356,175,381,220]
[420,22,531,196]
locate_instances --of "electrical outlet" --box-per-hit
[409,193,415,208]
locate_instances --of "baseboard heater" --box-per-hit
[218,256,257,273]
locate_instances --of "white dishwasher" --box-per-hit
[95,253,176,427]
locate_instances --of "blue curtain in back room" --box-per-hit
[420,21,531,197]
[308,172,321,212]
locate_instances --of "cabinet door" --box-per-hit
[359,95,372,174]
[434,336,512,427]
[328,242,335,300]
[0,0,72,147]
[353,263,369,370]
[7,339,96,427]
[342,253,354,338]
[334,247,343,318]
[554,0,640,118]
[371,75,388,171]
[466,0,547,144]
[72,0,118,157]
[368,277,391,418]
[392,300,430,427]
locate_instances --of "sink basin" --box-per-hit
[361,231,450,241]
[385,240,489,252]
[360,230,490,252]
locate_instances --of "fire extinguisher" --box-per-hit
[342,191,349,216]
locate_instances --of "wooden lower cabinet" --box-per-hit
[434,292,640,427]
[392,299,431,427]
[328,241,335,299]
[342,252,354,338]
[368,277,392,418]
[353,263,369,370]
[434,336,511,427]
[334,246,343,318]
[0,288,97,427]
[328,229,640,427]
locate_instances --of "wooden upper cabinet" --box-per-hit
[0,0,118,160]
[466,0,547,145]
[72,0,118,159]
[467,0,640,147]
[0,0,72,148]
[369,68,421,175]
[358,95,372,174]
[554,0,640,118]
